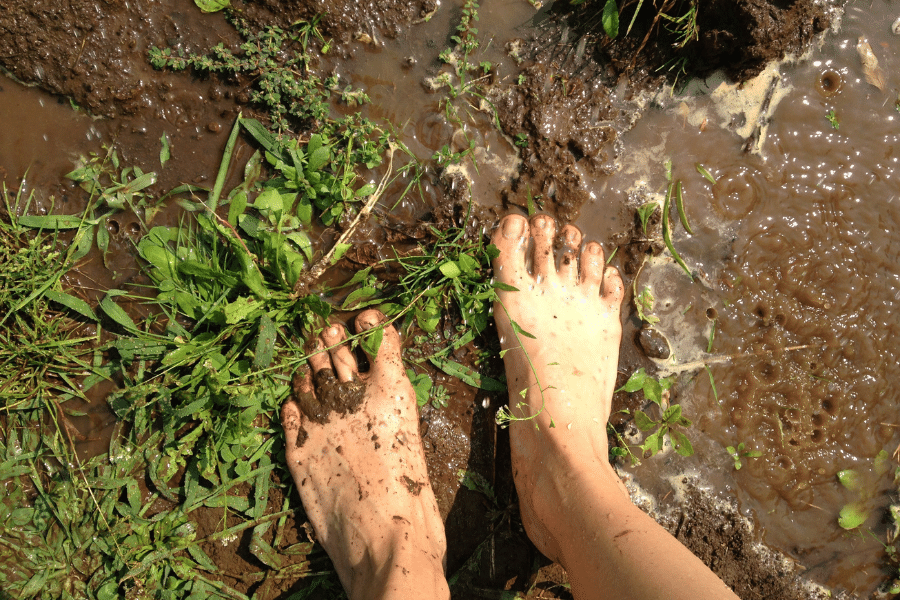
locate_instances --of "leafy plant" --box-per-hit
[826,109,840,130]
[634,403,693,457]
[149,17,363,136]
[726,442,762,470]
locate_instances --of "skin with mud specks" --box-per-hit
[280,311,449,600]
[281,214,741,600]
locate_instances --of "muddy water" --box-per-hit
[4,0,899,595]
[597,1,900,595]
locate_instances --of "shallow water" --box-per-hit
[601,1,900,594]
[2,0,899,596]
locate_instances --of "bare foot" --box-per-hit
[491,214,628,563]
[281,310,449,600]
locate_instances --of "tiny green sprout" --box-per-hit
[514,133,528,148]
[634,286,660,325]
[636,201,657,235]
[826,110,840,130]
[517,74,527,85]
[726,442,762,470]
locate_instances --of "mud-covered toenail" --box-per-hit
[534,215,551,229]
[586,243,602,255]
[502,216,526,239]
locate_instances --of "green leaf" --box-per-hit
[617,368,650,393]
[224,297,262,325]
[331,243,352,264]
[406,370,433,406]
[228,191,248,227]
[838,501,869,530]
[355,182,376,197]
[100,292,139,332]
[643,378,663,405]
[634,410,657,431]
[429,357,506,391]
[160,133,171,167]
[439,260,462,279]
[636,202,657,234]
[361,326,384,358]
[287,231,313,261]
[253,314,277,368]
[511,320,536,339]
[44,290,97,321]
[254,188,284,214]
[670,430,694,457]
[837,469,862,492]
[343,286,378,310]
[602,0,619,38]
[194,0,230,13]
[308,146,331,172]
[696,163,716,184]
[18,214,89,230]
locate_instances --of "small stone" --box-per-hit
[893,17,900,35]
[636,327,670,360]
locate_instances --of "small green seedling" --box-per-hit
[826,110,840,130]
[634,404,693,457]
[634,286,660,325]
[726,442,762,470]
[616,367,674,405]
[636,202,657,235]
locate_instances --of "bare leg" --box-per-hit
[281,310,449,600]
[492,214,739,600]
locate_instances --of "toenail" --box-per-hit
[502,216,525,239]
[535,216,550,229]
[587,244,602,255]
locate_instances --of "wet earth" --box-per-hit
[3,0,900,599]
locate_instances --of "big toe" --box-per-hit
[491,214,528,286]
[356,309,405,383]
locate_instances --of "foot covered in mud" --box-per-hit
[491,214,629,564]
[281,310,449,599]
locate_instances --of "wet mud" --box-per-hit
[2,0,895,599]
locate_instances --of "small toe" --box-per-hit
[557,225,582,285]
[580,242,606,290]
[321,324,359,382]
[530,215,556,279]
[601,266,625,307]
[280,399,305,455]
[491,214,528,287]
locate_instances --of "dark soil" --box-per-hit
[0,0,843,598]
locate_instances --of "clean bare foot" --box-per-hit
[281,309,449,600]
[491,213,628,563]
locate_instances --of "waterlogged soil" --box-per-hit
[3,0,897,599]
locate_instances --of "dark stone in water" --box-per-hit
[637,327,670,360]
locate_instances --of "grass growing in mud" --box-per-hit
[0,11,516,597]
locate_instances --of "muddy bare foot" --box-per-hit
[281,310,449,600]
[491,213,629,563]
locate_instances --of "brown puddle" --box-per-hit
[600,1,900,596]
[2,0,899,597]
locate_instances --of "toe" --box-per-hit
[557,225,582,285]
[530,215,556,280]
[280,398,306,458]
[308,337,333,373]
[321,324,358,382]
[580,242,606,291]
[355,309,403,380]
[601,265,625,308]
[491,214,528,287]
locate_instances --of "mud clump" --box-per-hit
[291,367,365,429]
[496,63,625,222]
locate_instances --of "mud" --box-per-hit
[0,0,887,599]
[291,367,366,427]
